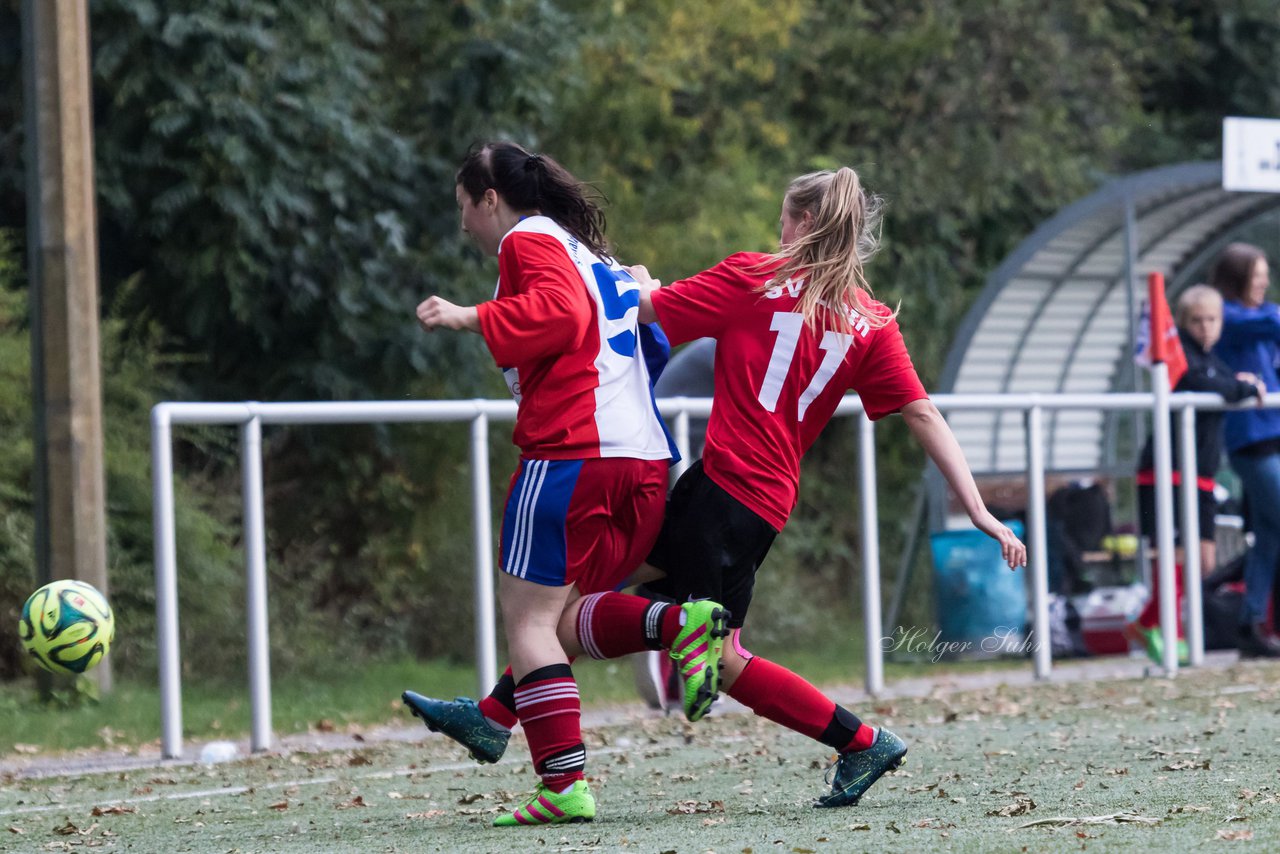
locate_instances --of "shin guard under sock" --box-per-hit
[728,655,874,751]
[576,592,679,659]
[514,663,584,790]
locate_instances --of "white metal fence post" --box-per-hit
[1025,404,1052,679]
[151,405,183,759]
[1179,403,1204,666]
[241,415,272,752]
[858,413,884,695]
[470,411,498,696]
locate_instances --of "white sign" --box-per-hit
[1223,116,1280,193]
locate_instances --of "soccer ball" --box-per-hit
[18,580,115,675]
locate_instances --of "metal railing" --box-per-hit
[150,389,1268,758]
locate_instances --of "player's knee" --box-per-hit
[554,594,592,656]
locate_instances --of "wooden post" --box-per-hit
[22,0,110,692]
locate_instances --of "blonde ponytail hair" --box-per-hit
[766,167,892,331]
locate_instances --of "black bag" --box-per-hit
[1203,588,1243,651]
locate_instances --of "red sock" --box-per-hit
[514,664,584,790]
[728,656,874,751]
[576,592,680,659]
[478,667,518,730]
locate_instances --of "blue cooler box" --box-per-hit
[929,522,1026,658]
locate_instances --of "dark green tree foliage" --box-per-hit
[0,2,22,232]
[1130,0,1280,163]
[90,0,421,401]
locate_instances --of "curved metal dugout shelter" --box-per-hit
[939,161,1280,480]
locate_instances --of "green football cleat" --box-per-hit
[669,600,730,723]
[402,691,510,764]
[1132,625,1189,667]
[815,727,908,808]
[493,780,595,827]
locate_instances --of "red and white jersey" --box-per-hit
[651,252,927,530]
[475,216,672,461]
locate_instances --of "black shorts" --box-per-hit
[642,460,778,629]
[1137,483,1215,546]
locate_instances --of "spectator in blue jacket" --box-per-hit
[1212,242,1280,658]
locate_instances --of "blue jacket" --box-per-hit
[1215,299,1280,453]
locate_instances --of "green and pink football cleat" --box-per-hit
[493,780,596,827]
[669,600,730,722]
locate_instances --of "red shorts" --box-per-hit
[498,457,667,590]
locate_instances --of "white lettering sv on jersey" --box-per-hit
[764,276,873,336]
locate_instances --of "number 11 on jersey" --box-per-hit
[756,312,853,420]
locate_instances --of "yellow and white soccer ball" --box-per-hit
[18,580,115,675]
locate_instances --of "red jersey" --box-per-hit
[651,252,927,530]
[475,216,672,461]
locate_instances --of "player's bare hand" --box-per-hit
[624,265,662,290]
[972,511,1027,569]
[416,296,479,332]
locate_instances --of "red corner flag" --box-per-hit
[1142,271,1187,389]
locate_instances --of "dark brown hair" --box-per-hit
[1209,242,1266,302]
[455,141,610,259]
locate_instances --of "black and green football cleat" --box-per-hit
[814,727,908,808]
[402,692,510,764]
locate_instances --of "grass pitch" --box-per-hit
[3,659,1279,853]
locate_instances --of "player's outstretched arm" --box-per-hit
[900,398,1027,569]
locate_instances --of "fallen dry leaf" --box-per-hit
[269,801,289,811]
[91,806,137,817]
[1163,759,1211,771]
[336,795,368,809]
[1217,829,1253,841]
[988,796,1036,817]
[405,810,448,819]
[667,799,724,815]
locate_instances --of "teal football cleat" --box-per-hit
[814,727,908,808]
[402,691,510,764]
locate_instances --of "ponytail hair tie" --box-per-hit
[523,153,544,172]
